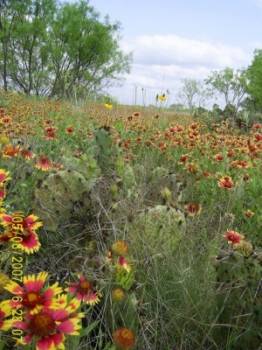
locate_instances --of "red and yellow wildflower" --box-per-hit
[5,272,62,314]
[113,327,136,350]
[67,274,101,306]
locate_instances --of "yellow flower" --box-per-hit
[234,240,253,257]
[112,287,125,302]
[0,272,11,292]
[0,300,12,331]
[0,169,11,184]
[104,103,113,110]
[160,187,172,202]
[158,94,167,102]
[244,209,255,218]
[0,135,10,145]
[112,240,128,256]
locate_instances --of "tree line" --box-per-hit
[0,0,130,98]
[175,50,262,115]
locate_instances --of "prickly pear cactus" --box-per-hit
[214,249,262,349]
[62,153,100,182]
[115,157,137,198]
[33,169,95,231]
[144,167,184,206]
[132,205,186,253]
[94,127,118,173]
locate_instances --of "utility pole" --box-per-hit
[134,85,137,105]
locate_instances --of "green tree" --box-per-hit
[178,79,211,111]
[7,0,56,95]
[205,67,248,113]
[48,1,130,98]
[0,0,17,91]
[247,49,262,110]
[0,0,130,97]
[178,79,200,111]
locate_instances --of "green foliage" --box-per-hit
[214,249,262,349]
[62,153,101,183]
[129,212,217,349]
[48,1,130,98]
[115,157,138,199]
[178,79,201,111]
[247,49,262,111]
[115,267,135,291]
[142,167,183,206]
[132,205,186,254]
[0,0,130,97]
[94,127,118,174]
[0,0,56,94]
[178,79,212,111]
[111,292,139,331]
[223,103,237,119]
[206,68,248,113]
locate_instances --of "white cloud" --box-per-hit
[122,34,250,69]
[109,34,253,105]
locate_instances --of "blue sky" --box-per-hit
[92,0,261,45]
[88,0,262,105]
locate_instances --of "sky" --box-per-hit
[88,0,262,106]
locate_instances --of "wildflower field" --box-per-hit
[0,91,261,350]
